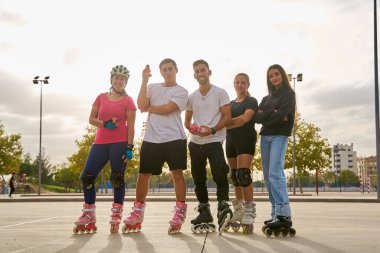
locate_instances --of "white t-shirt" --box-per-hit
[144,83,188,143]
[187,85,230,144]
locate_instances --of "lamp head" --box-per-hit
[287,74,292,82]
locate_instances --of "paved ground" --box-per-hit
[0,194,380,253]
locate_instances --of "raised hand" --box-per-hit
[142,64,152,83]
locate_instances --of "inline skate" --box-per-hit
[241,201,256,234]
[224,199,244,232]
[122,201,146,233]
[168,201,187,234]
[263,216,296,237]
[73,203,97,234]
[261,217,274,233]
[191,203,216,233]
[109,203,123,233]
[217,200,233,235]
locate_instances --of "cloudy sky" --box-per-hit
[0,0,378,165]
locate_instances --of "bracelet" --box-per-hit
[211,128,216,135]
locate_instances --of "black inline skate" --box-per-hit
[261,217,274,233]
[217,200,233,235]
[263,216,296,237]
[191,203,216,233]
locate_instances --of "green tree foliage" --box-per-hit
[67,126,96,175]
[339,170,360,187]
[285,114,331,193]
[19,153,36,181]
[55,166,77,192]
[0,123,23,176]
[322,171,337,187]
[33,148,54,185]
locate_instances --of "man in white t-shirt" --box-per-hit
[185,59,233,235]
[123,58,188,234]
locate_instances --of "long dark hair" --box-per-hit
[266,64,293,94]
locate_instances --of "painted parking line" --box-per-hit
[0,217,57,229]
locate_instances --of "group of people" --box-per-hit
[73,58,296,237]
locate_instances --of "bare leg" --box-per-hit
[171,169,186,202]
[136,173,151,202]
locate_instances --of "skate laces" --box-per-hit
[128,207,142,220]
[79,211,92,221]
[172,206,186,220]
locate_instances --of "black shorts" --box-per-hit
[226,134,256,158]
[139,139,187,175]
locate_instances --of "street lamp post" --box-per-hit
[373,0,380,200]
[288,73,303,195]
[32,76,50,196]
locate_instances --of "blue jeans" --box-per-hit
[260,135,291,217]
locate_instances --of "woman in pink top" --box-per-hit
[73,65,136,234]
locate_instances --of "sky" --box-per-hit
[0,0,378,165]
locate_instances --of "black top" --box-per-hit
[254,85,295,136]
[227,96,258,137]
[9,175,15,186]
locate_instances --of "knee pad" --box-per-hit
[230,169,240,186]
[237,168,252,187]
[80,172,96,190]
[110,171,125,189]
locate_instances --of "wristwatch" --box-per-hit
[211,127,216,135]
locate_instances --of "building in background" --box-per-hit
[357,156,377,191]
[330,143,357,173]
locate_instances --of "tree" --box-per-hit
[0,123,23,177]
[285,114,331,193]
[55,166,77,192]
[339,170,360,187]
[33,148,54,185]
[322,171,337,187]
[19,153,36,182]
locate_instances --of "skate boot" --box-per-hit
[168,201,187,235]
[109,203,123,233]
[263,216,296,237]
[241,201,256,234]
[217,200,233,235]
[224,199,244,232]
[190,202,216,233]
[73,203,97,234]
[262,216,274,233]
[122,201,146,233]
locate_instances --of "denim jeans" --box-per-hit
[260,135,291,217]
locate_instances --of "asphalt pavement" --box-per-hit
[0,192,379,253]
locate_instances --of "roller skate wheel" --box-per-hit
[224,224,230,232]
[110,224,119,233]
[289,228,296,237]
[168,225,180,235]
[73,227,79,234]
[282,230,288,237]
[264,227,272,237]
[273,230,280,237]
[261,224,267,233]
[232,224,240,232]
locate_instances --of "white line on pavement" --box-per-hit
[0,217,57,229]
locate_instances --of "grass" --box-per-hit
[41,184,71,193]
